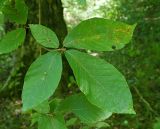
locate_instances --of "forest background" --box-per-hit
[0,0,160,129]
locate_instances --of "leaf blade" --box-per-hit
[22,51,62,111]
[38,115,67,129]
[29,24,59,48]
[0,28,26,54]
[57,93,112,124]
[65,50,134,114]
[34,100,50,114]
[64,18,136,51]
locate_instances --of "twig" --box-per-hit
[144,17,160,21]
[56,48,66,52]
[0,67,15,92]
[40,46,54,51]
[133,86,159,116]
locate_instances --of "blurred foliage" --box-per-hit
[0,98,35,129]
[0,12,4,39]
[0,0,160,129]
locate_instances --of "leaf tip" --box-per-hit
[127,107,136,115]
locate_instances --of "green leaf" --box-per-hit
[29,24,59,48]
[34,100,50,114]
[57,93,112,124]
[64,18,136,51]
[95,121,110,128]
[49,98,62,112]
[38,115,67,129]
[31,113,40,126]
[2,0,28,24]
[22,51,62,111]
[65,50,135,114]
[66,118,77,126]
[0,28,26,54]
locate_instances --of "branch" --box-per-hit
[144,17,160,21]
[133,86,159,116]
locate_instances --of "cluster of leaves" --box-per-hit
[101,0,160,128]
[0,0,28,54]
[0,0,28,24]
[0,0,136,128]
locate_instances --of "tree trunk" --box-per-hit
[41,0,68,45]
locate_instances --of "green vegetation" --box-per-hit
[0,0,159,129]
